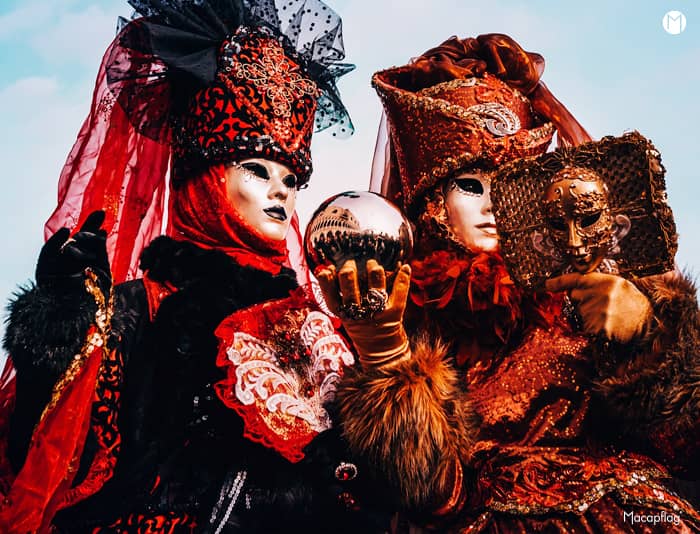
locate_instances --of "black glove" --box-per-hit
[36,210,111,298]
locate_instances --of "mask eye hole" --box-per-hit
[548,217,567,232]
[453,178,484,196]
[580,212,601,228]
[240,162,269,179]
[282,174,299,190]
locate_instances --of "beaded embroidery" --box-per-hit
[232,43,320,119]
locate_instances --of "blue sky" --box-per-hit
[1,0,698,342]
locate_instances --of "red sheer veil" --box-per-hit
[44,33,170,284]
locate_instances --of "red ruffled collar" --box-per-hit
[410,249,563,354]
[214,287,354,462]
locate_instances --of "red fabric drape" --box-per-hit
[0,329,104,533]
[409,33,591,147]
[44,33,170,284]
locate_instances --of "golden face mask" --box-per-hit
[542,168,614,273]
[489,132,677,290]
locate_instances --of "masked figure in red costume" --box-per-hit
[0,1,389,532]
[317,34,700,532]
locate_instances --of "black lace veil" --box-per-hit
[110,0,354,142]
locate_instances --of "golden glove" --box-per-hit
[316,259,412,367]
[545,272,653,343]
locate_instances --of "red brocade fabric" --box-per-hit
[168,164,287,275]
[172,28,318,183]
[460,325,700,531]
[408,34,590,148]
[214,287,354,463]
[408,251,700,531]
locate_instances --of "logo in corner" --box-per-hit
[663,11,687,35]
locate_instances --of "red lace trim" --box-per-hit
[214,287,352,463]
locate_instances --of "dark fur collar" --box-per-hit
[140,236,298,304]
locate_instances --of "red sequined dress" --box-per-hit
[337,249,700,533]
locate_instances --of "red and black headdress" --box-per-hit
[45,0,354,283]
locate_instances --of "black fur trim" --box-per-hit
[3,283,98,470]
[337,334,477,514]
[4,283,96,377]
[140,236,298,299]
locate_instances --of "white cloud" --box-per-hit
[0,1,128,68]
[0,75,58,98]
[31,4,127,67]
[0,2,57,38]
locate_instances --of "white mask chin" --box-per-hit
[224,158,299,241]
[444,173,499,252]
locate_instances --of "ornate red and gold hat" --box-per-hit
[46,0,354,282]
[372,33,590,214]
[172,26,321,182]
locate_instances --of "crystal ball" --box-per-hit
[304,191,413,276]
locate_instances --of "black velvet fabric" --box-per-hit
[5,237,388,533]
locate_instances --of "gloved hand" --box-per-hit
[36,210,111,298]
[545,272,653,343]
[316,259,412,367]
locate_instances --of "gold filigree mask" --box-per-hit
[542,167,614,273]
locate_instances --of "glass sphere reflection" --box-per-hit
[304,191,413,275]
